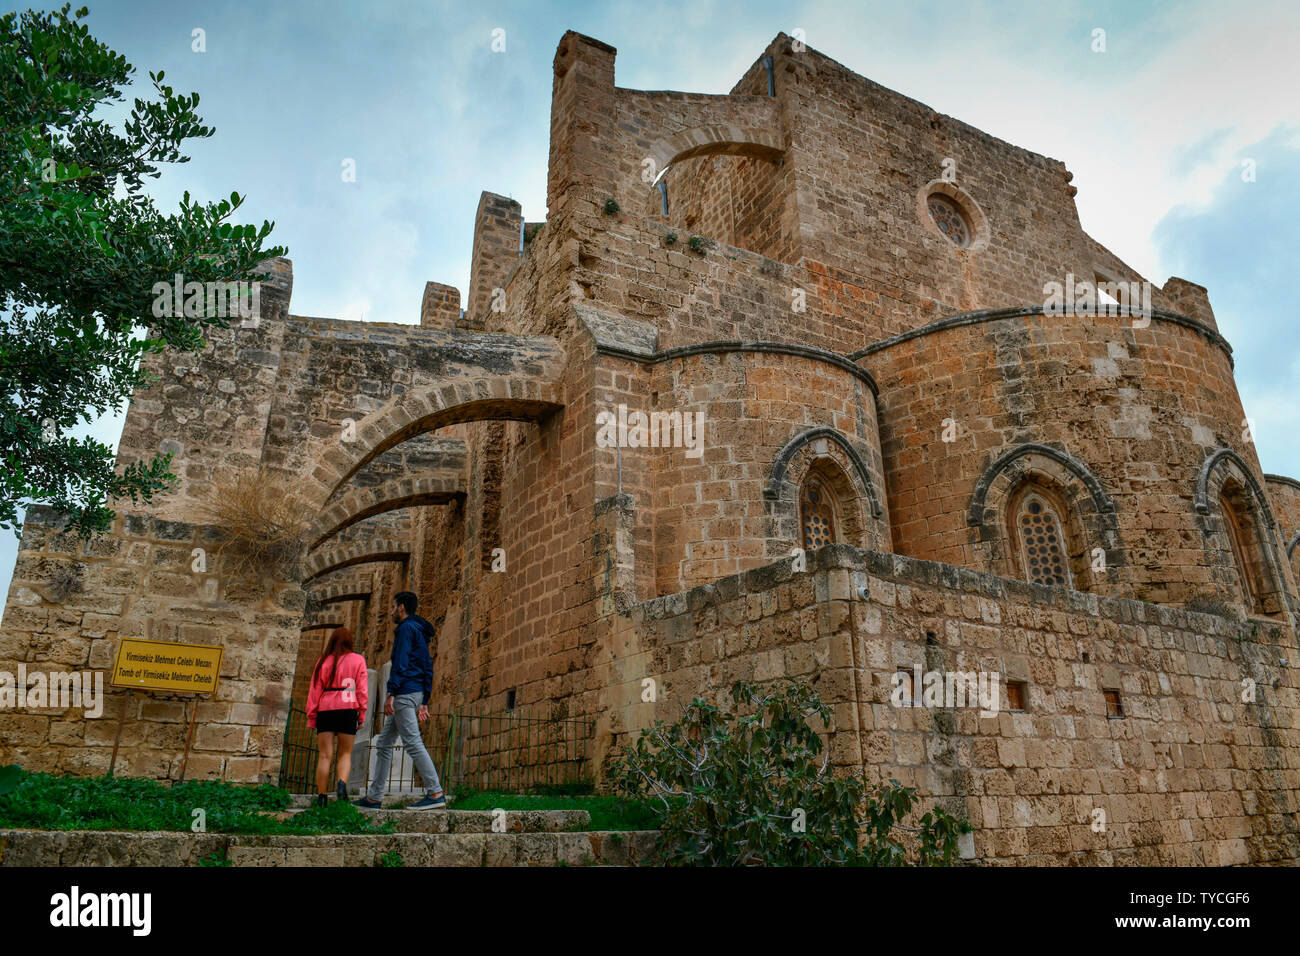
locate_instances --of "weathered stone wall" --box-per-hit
[0,509,299,782]
[595,545,1300,865]
[1266,476,1300,584]
[862,307,1298,617]
[465,193,523,328]
[585,345,887,597]
[113,261,292,524]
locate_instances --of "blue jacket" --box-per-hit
[387,613,434,704]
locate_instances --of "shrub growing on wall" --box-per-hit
[198,470,313,580]
[609,678,969,866]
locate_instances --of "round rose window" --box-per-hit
[927,193,971,247]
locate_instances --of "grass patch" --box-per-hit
[449,787,659,831]
[273,800,392,835]
[0,770,387,835]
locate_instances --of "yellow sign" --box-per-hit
[109,638,223,695]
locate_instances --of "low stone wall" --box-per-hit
[596,545,1300,865]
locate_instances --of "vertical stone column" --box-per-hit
[593,493,637,616]
[1162,277,1219,331]
[420,282,461,329]
[463,193,523,329]
[546,32,618,219]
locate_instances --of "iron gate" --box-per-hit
[277,702,593,795]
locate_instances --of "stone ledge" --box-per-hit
[850,304,1234,366]
[0,828,661,867]
[281,803,591,833]
[628,544,1287,642]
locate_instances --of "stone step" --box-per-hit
[0,828,659,867]
[273,806,590,833]
[225,831,656,867]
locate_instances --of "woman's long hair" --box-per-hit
[312,626,355,691]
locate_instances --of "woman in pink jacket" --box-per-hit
[306,627,369,807]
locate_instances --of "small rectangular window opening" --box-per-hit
[1006,681,1027,712]
[1104,689,1124,718]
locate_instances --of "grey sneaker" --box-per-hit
[354,797,382,809]
[407,793,447,811]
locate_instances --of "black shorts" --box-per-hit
[316,709,359,735]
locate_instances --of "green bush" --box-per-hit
[0,764,20,797]
[608,678,970,866]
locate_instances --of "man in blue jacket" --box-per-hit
[356,591,446,810]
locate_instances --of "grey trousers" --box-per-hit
[366,693,443,800]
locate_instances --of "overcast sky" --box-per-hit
[3,0,1298,613]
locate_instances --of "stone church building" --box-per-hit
[3,32,1300,864]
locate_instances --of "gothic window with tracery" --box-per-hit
[927,194,970,248]
[1015,492,1071,587]
[800,475,838,550]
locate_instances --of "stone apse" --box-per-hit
[3,31,1300,865]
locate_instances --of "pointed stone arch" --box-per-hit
[306,569,375,605]
[302,539,410,584]
[311,578,375,605]
[765,426,883,518]
[309,471,466,548]
[764,426,886,552]
[1195,448,1281,530]
[967,442,1123,591]
[1194,447,1293,619]
[305,374,563,514]
[647,124,784,180]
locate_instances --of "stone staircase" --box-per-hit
[0,801,660,866]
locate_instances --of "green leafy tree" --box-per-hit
[609,678,970,866]
[0,4,286,537]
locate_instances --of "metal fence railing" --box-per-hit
[277,701,594,796]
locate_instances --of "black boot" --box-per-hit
[316,793,328,809]
[337,780,348,802]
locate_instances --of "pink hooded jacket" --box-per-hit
[306,651,369,729]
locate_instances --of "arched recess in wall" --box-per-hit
[293,371,562,667]
[645,125,789,261]
[967,443,1122,593]
[764,426,885,552]
[1194,448,1294,618]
